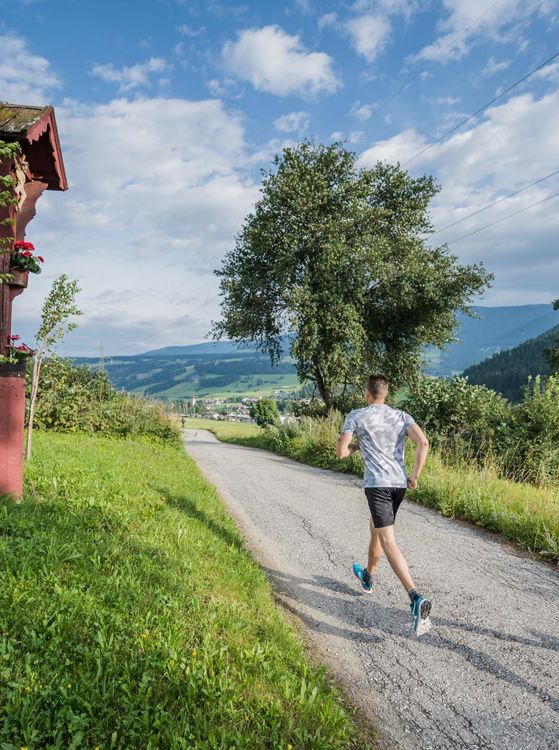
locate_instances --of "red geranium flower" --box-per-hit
[38,256,44,263]
[23,251,32,257]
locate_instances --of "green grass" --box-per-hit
[0,432,372,749]
[197,416,559,562]
[181,417,262,441]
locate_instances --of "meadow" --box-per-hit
[0,431,371,749]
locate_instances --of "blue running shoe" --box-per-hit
[352,563,373,593]
[411,595,432,636]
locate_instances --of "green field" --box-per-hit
[182,417,262,439]
[0,432,371,749]
[156,373,300,400]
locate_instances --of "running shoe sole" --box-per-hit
[414,598,432,636]
[352,565,372,593]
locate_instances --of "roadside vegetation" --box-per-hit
[0,431,371,749]
[29,356,179,441]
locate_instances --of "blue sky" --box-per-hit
[1,0,558,355]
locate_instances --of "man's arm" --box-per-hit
[406,423,429,489]
[336,432,359,459]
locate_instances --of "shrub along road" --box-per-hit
[184,428,559,750]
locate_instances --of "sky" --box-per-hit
[1,0,558,356]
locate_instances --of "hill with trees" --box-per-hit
[462,323,559,401]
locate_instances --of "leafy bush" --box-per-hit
[30,357,179,441]
[249,398,280,427]
[510,375,559,485]
[266,411,364,475]
[402,376,512,454]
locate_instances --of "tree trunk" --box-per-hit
[25,355,41,461]
[314,364,332,408]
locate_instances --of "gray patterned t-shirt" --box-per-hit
[342,404,415,488]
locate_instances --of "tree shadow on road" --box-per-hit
[263,565,559,715]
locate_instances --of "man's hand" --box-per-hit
[337,433,358,459]
[407,474,418,489]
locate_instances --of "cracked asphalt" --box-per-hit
[183,429,559,750]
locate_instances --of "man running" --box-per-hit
[336,374,432,636]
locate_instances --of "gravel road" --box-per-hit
[184,429,559,750]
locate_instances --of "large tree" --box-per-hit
[212,141,492,407]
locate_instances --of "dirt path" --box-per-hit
[184,429,559,750]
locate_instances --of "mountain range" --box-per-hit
[74,304,558,400]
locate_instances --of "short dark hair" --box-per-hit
[366,374,389,397]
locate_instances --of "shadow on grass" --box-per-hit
[157,487,243,551]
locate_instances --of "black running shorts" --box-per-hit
[365,487,406,528]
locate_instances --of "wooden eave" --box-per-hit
[0,103,67,191]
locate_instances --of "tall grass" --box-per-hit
[0,432,371,749]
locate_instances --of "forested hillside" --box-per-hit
[463,324,559,401]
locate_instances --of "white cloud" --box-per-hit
[482,57,511,77]
[428,96,461,105]
[318,12,338,29]
[346,14,391,62]
[0,33,61,102]
[16,96,260,355]
[274,111,310,134]
[177,24,205,36]
[414,0,551,63]
[359,90,559,305]
[91,57,169,91]
[349,100,376,121]
[222,25,341,96]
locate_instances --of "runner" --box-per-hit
[336,374,432,636]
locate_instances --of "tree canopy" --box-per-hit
[212,141,492,407]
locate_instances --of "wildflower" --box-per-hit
[191,649,197,657]
[287,745,293,750]
[67,682,72,689]
[24,686,31,693]
[20,746,28,750]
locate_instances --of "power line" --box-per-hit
[367,0,505,122]
[444,189,559,245]
[403,49,559,168]
[430,168,559,237]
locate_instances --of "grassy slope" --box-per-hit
[0,432,370,750]
[154,374,300,401]
[187,420,559,562]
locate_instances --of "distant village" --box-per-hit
[180,391,297,424]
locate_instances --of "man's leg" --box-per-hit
[367,519,383,576]
[374,524,415,592]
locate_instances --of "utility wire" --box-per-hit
[367,0,505,122]
[444,189,559,245]
[403,49,559,167]
[430,168,559,236]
